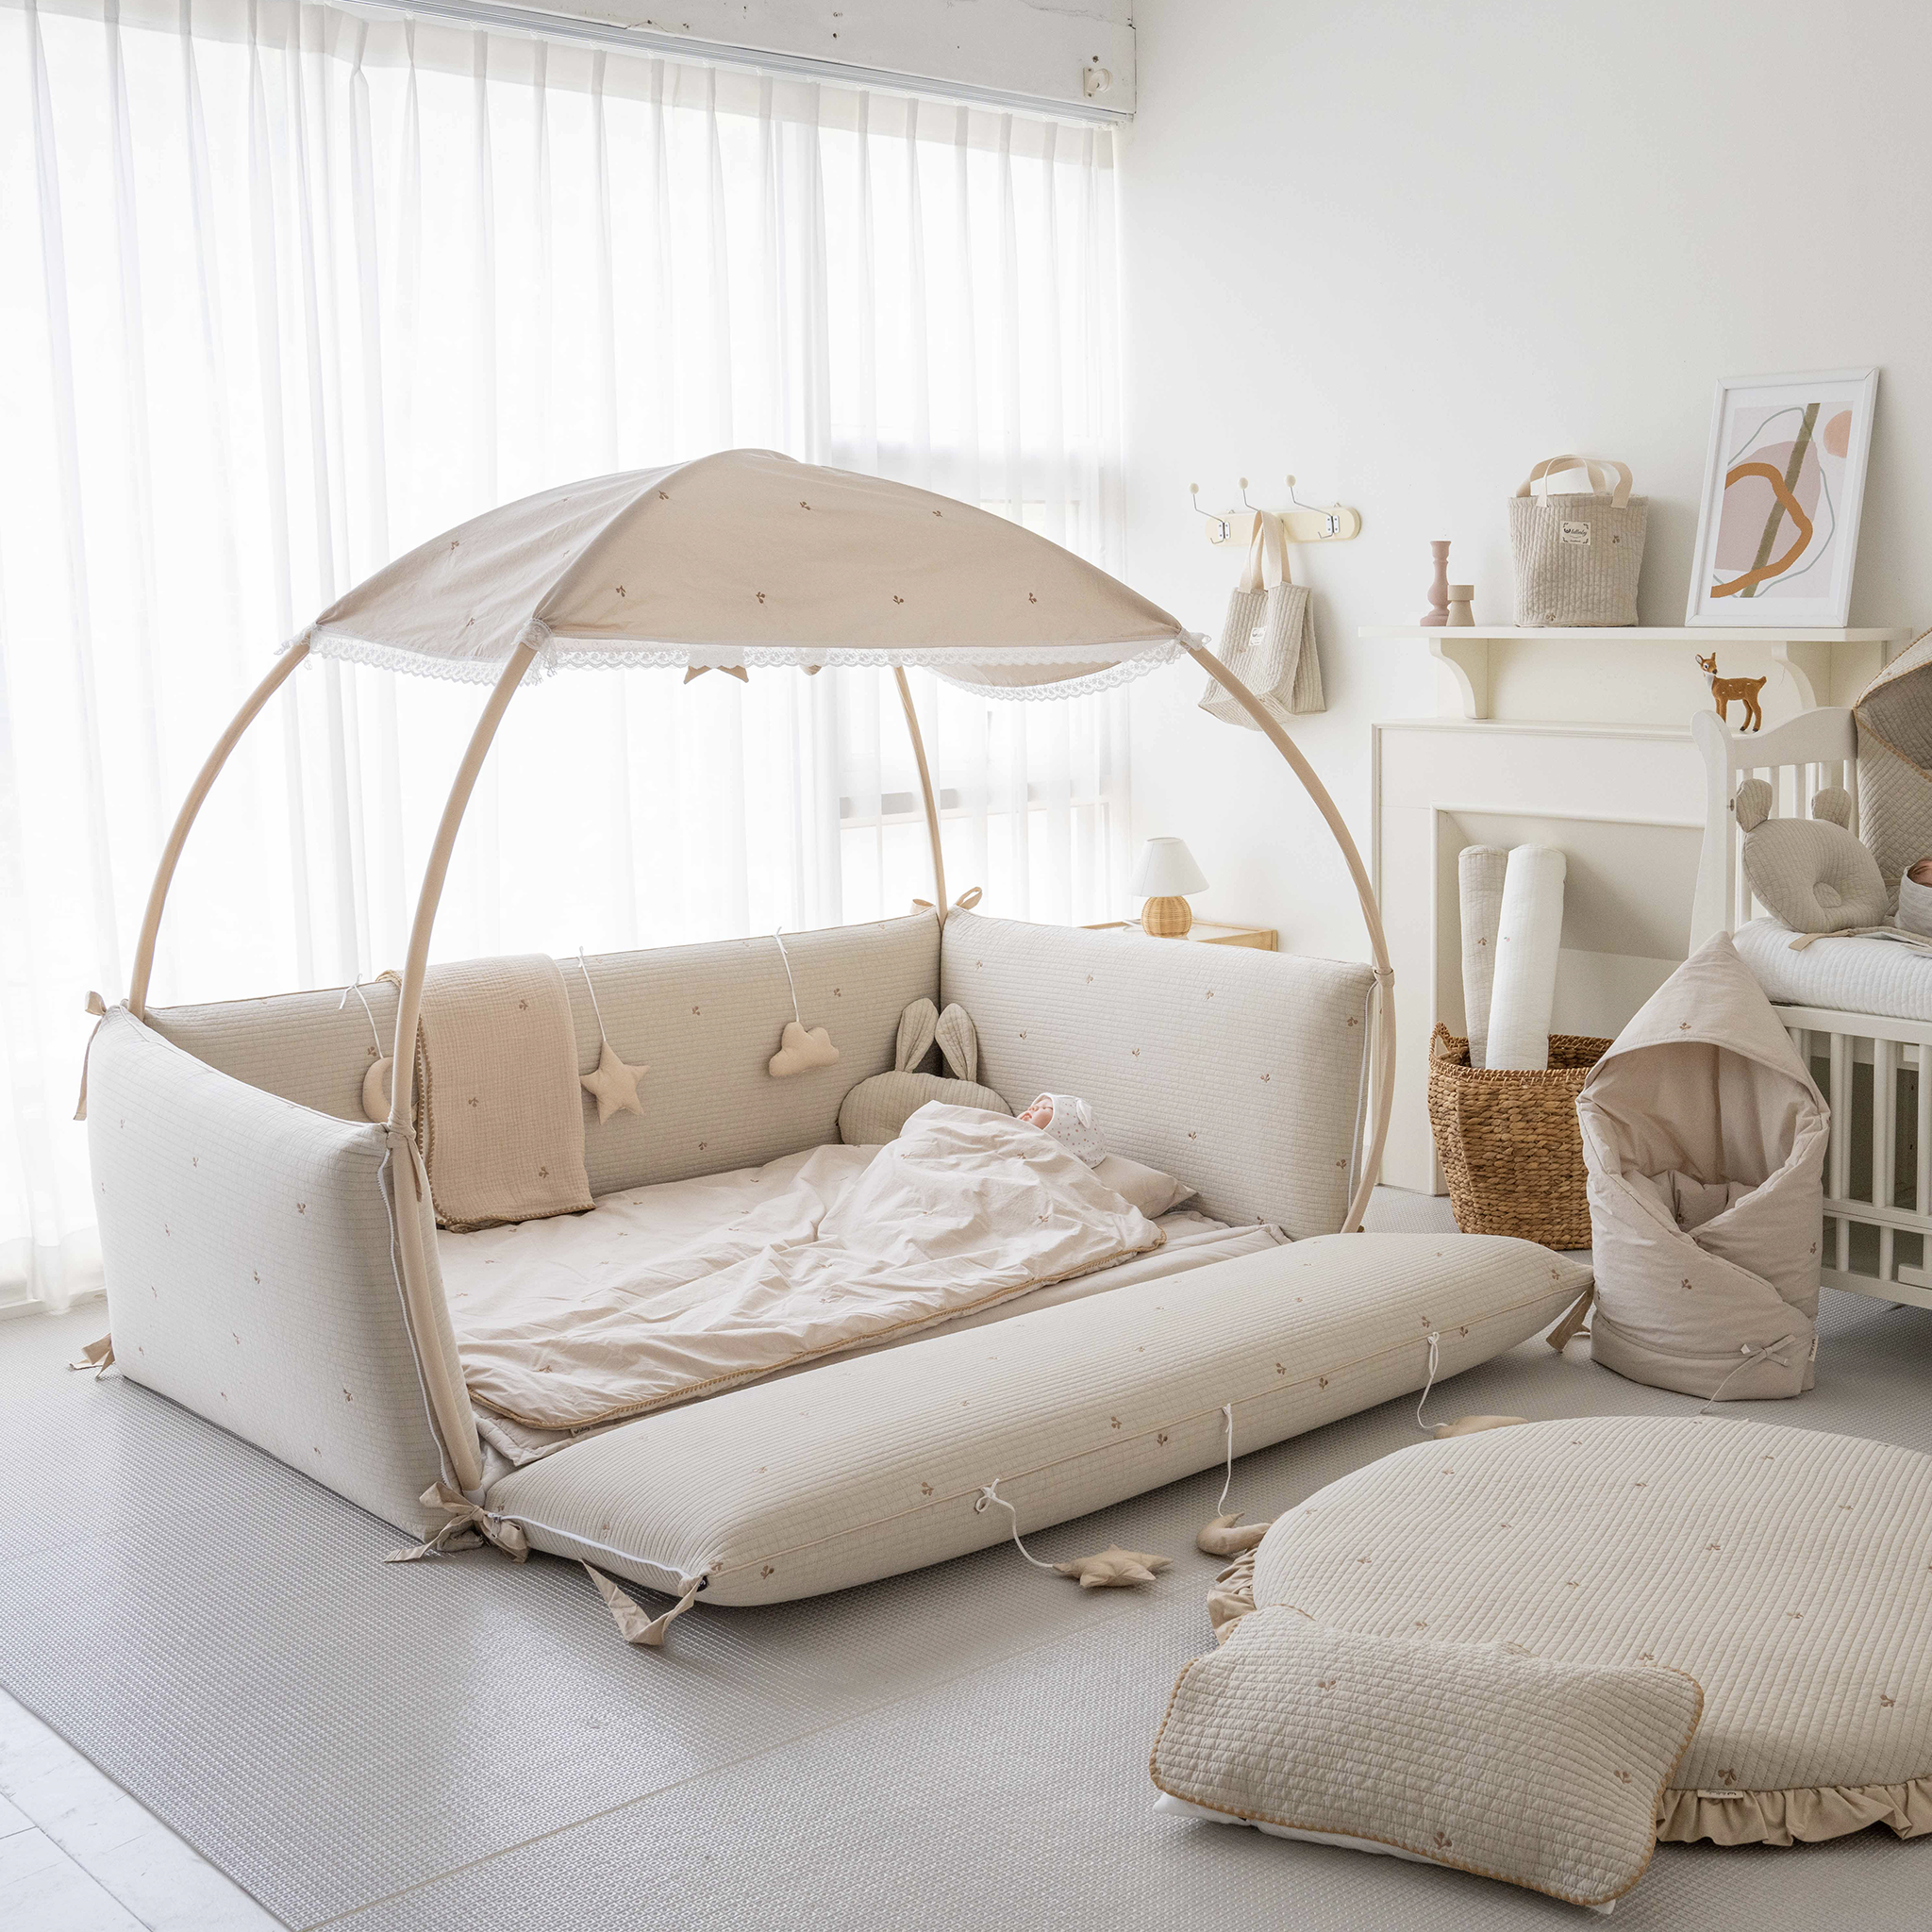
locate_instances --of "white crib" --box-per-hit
[1691,706,1932,1311]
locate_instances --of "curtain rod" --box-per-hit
[342,0,1133,125]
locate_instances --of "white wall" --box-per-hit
[1116,0,1932,964]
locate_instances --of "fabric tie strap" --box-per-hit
[1544,1285,1595,1352]
[73,990,108,1122]
[1789,924,1932,952]
[583,1562,706,1648]
[385,1484,530,1564]
[66,1333,114,1376]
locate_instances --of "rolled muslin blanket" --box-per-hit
[1486,845,1567,1072]
[1457,846,1508,1069]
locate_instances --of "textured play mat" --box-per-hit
[1250,1414,1932,1845]
[8,1274,1932,1928]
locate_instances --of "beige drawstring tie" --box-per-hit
[385,1484,530,1564]
[66,1333,114,1376]
[1413,1330,1442,1429]
[73,991,108,1121]
[584,1563,706,1648]
[1545,1285,1595,1352]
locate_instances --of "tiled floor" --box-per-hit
[0,1683,276,1930]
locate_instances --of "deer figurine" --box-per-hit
[1696,652,1767,732]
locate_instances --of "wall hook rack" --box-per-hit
[1191,475,1361,547]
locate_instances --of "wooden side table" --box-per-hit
[1082,921,1277,951]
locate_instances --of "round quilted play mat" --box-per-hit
[1249,1415,1932,1845]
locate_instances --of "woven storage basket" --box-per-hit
[1426,1024,1609,1248]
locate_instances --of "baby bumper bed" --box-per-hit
[85,451,1586,1624]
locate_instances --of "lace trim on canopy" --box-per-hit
[289,627,1192,696]
[935,645,1191,701]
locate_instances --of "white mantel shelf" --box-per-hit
[1360,625,1914,718]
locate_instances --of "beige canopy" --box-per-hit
[125,450,1394,1495]
[300,449,1189,695]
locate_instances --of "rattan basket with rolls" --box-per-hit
[1426,1024,1610,1248]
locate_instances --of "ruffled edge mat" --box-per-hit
[1202,1551,1931,1847]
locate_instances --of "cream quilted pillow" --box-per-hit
[1151,1608,1703,1911]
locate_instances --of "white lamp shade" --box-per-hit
[1131,837,1208,897]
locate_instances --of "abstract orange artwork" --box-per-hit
[1689,369,1875,628]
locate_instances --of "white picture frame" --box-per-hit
[1685,367,1877,627]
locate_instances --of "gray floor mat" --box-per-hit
[5,1195,1931,1929]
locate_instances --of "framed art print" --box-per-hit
[1686,367,1876,626]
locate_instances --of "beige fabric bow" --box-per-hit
[385,1484,530,1564]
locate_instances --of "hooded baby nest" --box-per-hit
[1577,934,1827,1399]
[1856,627,1932,894]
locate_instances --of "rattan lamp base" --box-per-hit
[1140,895,1193,938]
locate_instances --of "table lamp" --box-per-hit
[1131,837,1208,937]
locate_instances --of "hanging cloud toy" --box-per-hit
[767,930,841,1078]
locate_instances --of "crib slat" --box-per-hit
[1917,1043,1931,1219]
[1829,1034,1852,1273]
[1875,1038,1897,1281]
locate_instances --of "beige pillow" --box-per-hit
[1735,779,1888,932]
[1151,1608,1702,1911]
[1091,1152,1194,1220]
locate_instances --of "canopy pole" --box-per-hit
[127,642,310,1021]
[1187,642,1395,1234]
[386,641,539,1495]
[893,666,948,924]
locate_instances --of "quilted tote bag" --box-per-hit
[1199,510,1326,727]
[1508,454,1647,626]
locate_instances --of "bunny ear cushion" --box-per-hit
[934,1003,979,1084]
[894,998,939,1074]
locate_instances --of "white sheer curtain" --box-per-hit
[0,0,1132,1313]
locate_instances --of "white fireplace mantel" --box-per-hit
[1365,621,1912,1196]
[1359,625,1910,719]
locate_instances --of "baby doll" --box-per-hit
[1018,1091,1106,1166]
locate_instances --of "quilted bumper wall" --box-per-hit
[87,1008,457,1534]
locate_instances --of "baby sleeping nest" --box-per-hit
[1577,934,1827,1399]
[87,907,1585,1607]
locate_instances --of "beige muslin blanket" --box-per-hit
[448,1102,1164,1429]
[414,954,592,1232]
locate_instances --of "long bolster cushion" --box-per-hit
[486,1233,1591,1607]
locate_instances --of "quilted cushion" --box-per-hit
[148,913,941,1197]
[1152,1607,1702,1910]
[1250,1415,1932,1846]
[88,1008,455,1534]
[485,1233,1588,1607]
[1734,779,1888,932]
[942,911,1374,1234]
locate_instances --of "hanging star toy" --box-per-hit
[575,949,648,1124]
